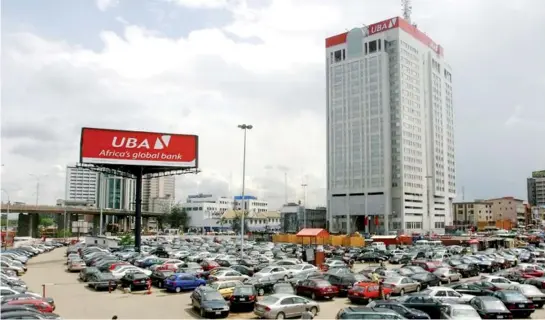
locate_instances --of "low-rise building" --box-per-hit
[234,195,268,213]
[452,201,491,230]
[220,210,281,232]
[486,196,524,224]
[181,194,234,231]
[280,203,327,233]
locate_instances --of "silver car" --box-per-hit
[254,294,319,319]
[433,268,461,283]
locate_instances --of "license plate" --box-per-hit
[215,311,221,315]
[519,304,525,308]
[324,296,329,299]
[240,298,246,301]
[498,316,503,319]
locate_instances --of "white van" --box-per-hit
[370,242,386,250]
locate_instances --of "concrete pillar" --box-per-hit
[17,214,30,237]
[55,214,66,230]
[143,217,149,232]
[92,215,100,235]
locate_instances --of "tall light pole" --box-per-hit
[238,124,252,257]
[1,189,10,230]
[301,183,308,228]
[29,173,48,206]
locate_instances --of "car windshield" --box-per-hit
[521,286,542,295]
[503,292,527,301]
[452,307,479,317]
[203,291,224,301]
[484,300,508,310]
[315,281,330,288]
[234,287,254,295]
[260,267,273,273]
[261,296,280,305]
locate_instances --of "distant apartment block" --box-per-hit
[528,170,545,207]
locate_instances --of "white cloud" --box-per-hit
[96,0,119,11]
[2,0,545,210]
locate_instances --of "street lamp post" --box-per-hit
[301,183,308,228]
[29,173,48,206]
[238,124,253,257]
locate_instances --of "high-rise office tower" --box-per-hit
[528,170,545,207]
[326,17,455,235]
[142,176,176,212]
[65,165,99,203]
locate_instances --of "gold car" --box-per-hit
[209,280,243,299]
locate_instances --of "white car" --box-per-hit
[480,276,518,289]
[286,264,318,276]
[254,266,291,281]
[111,265,151,279]
[422,287,474,303]
[325,260,346,268]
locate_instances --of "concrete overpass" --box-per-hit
[0,204,164,238]
[0,204,163,217]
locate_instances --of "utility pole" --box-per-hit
[301,183,308,228]
[237,124,253,257]
[29,173,48,206]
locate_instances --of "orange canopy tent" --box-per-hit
[296,228,330,245]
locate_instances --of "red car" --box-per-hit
[348,282,393,304]
[295,279,338,300]
[7,299,55,313]
[520,266,545,278]
[156,263,182,272]
[201,260,220,271]
[412,261,439,272]
[108,262,129,271]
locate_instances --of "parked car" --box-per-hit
[295,279,338,300]
[119,273,150,291]
[506,284,545,308]
[468,296,512,319]
[150,270,174,288]
[254,294,319,319]
[492,290,536,318]
[439,303,481,320]
[164,273,206,293]
[79,267,100,282]
[448,283,494,296]
[209,280,243,299]
[409,273,441,289]
[190,286,230,318]
[367,300,431,319]
[383,276,421,295]
[433,268,461,284]
[229,285,257,311]
[335,306,405,319]
[87,272,117,291]
[347,282,393,304]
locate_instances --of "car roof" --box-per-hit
[342,306,398,314]
[269,293,298,299]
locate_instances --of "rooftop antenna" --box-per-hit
[402,0,417,27]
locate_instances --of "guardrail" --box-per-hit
[0,204,162,216]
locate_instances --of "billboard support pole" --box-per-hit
[134,167,143,253]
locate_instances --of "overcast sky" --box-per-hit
[1,0,544,210]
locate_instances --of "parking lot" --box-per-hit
[20,247,545,319]
[22,248,351,319]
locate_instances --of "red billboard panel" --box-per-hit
[80,128,198,168]
[368,17,399,36]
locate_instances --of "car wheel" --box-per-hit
[416,285,421,292]
[447,278,451,284]
[276,312,285,319]
[310,307,318,316]
[175,287,181,293]
[400,289,405,296]
[311,293,317,300]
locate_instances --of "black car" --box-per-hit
[410,272,441,289]
[149,247,169,258]
[79,267,100,282]
[357,252,388,263]
[448,283,494,296]
[397,294,445,319]
[150,270,174,288]
[229,285,257,311]
[469,296,512,319]
[230,265,254,276]
[120,273,150,291]
[367,300,431,319]
[245,276,277,296]
[191,286,229,318]
[87,272,118,291]
[324,273,370,296]
[492,290,536,318]
[288,272,324,287]
[454,264,480,278]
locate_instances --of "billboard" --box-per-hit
[80,128,198,168]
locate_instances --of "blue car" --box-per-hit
[165,273,206,293]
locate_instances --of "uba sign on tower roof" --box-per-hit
[80,128,198,168]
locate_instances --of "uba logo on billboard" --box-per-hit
[80,127,198,168]
[368,17,399,36]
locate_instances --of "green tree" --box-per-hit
[55,229,72,238]
[230,211,249,235]
[119,234,135,246]
[166,205,190,229]
[39,217,55,228]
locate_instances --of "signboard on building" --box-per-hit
[80,127,198,168]
[188,194,213,199]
